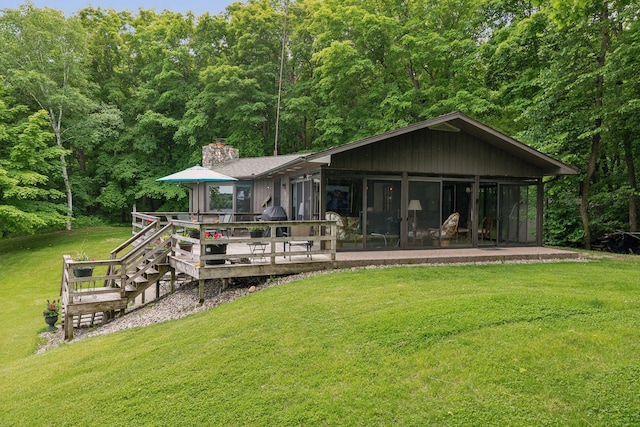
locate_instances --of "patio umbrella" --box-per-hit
[157,165,237,216]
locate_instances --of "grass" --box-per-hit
[1,228,640,425]
[0,226,132,362]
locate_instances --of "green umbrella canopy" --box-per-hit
[157,165,237,216]
[156,165,237,183]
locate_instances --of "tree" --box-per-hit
[0,3,92,230]
[0,88,67,236]
[522,2,632,248]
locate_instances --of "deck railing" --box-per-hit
[132,212,337,266]
[62,224,173,302]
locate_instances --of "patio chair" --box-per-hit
[478,216,494,243]
[215,213,233,237]
[428,212,460,243]
[284,225,314,260]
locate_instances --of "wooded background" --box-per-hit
[1,0,638,248]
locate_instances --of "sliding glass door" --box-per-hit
[407,180,440,247]
[364,179,401,248]
[498,184,539,245]
[478,184,498,246]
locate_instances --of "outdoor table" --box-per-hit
[247,242,268,261]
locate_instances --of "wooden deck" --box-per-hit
[332,246,581,268]
[59,215,338,339]
[171,242,580,278]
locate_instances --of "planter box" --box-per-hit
[205,243,227,265]
[249,230,264,239]
[73,267,94,277]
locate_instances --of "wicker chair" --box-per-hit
[428,212,460,242]
[478,216,494,243]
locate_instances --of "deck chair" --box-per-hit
[428,212,460,242]
[217,213,233,236]
[284,225,314,260]
[175,214,192,235]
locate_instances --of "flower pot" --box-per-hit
[73,266,94,277]
[249,230,263,239]
[205,243,227,265]
[44,315,58,332]
[188,230,201,239]
[179,242,193,252]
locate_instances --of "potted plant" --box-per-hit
[187,228,201,239]
[42,299,60,332]
[249,225,265,239]
[72,251,95,277]
[203,231,228,265]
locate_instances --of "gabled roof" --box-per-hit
[208,111,578,179]
[209,154,304,180]
[304,111,578,176]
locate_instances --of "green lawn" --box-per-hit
[0,226,132,362]
[1,228,639,425]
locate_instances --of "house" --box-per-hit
[198,111,577,250]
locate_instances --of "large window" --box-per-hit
[499,184,538,245]
[209,185,233,211]
[235,182,253,214]
[208,181,253,214]
[292,175,320,220]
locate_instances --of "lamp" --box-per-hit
[408,199,422,234]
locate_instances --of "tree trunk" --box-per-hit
[580,7,610,249]
[580,134,599,249]
[50,108,73,231]
[624,136,638,231]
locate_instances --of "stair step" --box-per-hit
[61,311,104,328]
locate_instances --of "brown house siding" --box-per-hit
[328,128,544,178]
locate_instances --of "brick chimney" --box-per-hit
[202,138,239,167]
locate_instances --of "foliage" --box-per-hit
[543,177,584,247]
[0,3,94,230]
[1,1,640,245]
[42,299,60,318]
[72,251,93,262]
[0,87,69,237]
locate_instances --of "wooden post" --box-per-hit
[170,269,175,293]
[64,312,73,340]
[198,279,205,304]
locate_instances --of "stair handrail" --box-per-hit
[106,217,159,287]
[115,223,175,290]
[112,216,160,258]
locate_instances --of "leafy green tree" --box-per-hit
[522,1,634,248]
[0,3,92,230]
[0,90,67,236]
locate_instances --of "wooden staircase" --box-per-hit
[60,220,177,339]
